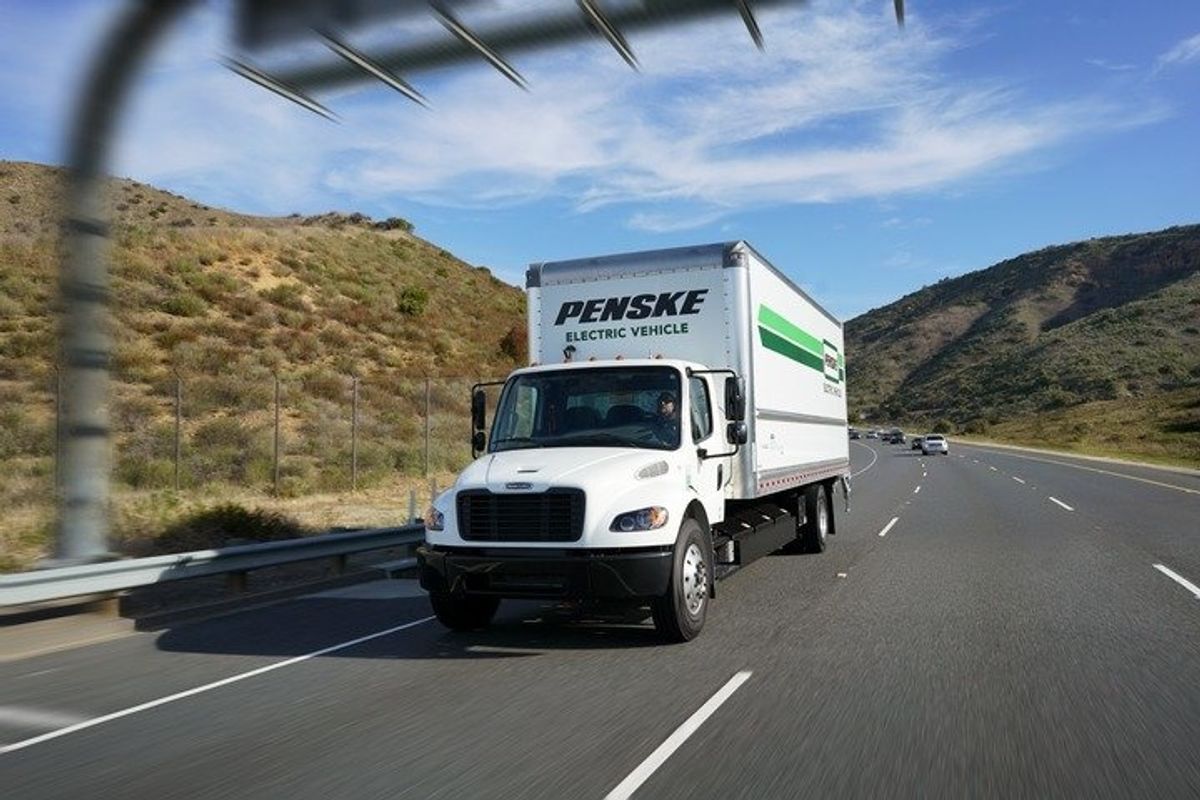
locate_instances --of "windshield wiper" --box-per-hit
[553,432,640,447]
[490,436,539,450]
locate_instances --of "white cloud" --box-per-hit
[882,216,932,229]
[1085,58,1136,72]
[3,1,1167,227]
[627,208,730,233]
[1156,32,1200,72]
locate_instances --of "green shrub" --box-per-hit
[499,324,525,362]
[302,370,348,403]
[373,217,414,233]
[140,503,308,554]
[0,408,52,458]
[396,286,428,316]
[261,282,308,311]
[116,456,175,489]
[160,292,207,317]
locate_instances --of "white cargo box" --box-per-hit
[526,241,850,500]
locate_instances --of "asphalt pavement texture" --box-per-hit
[2,440,1199,799]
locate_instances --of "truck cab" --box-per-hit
[420,358,747,640]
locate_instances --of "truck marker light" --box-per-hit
[636,461,669,479]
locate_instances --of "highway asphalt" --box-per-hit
[2,440,1199,798]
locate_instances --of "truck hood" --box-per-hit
[458,448,674,493]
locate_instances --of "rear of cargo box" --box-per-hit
[737,244,850,499]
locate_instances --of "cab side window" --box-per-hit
[689,377,713,442]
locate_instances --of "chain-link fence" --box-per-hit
[0,368,506,501]
[96,371,504,496]
[0,368,513,568]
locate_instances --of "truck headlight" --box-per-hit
[425,506,445,531]
[610,506,669,532]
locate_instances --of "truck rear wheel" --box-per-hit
[429,592,500,632]
[651,518,710,642]
[798,483,829,554]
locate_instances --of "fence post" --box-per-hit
[173,373,182,491]
[408,488,417,523]
[54,365,63,493]
[351,375,359,492]
[423,377,431,476]
[273,374,281,496]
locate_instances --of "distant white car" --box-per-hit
[921,434,949,455]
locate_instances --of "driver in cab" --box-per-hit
[653,391,681,447]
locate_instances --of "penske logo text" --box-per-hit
[554,289,708,326]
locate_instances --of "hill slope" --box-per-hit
[0,160,526,502]
[845,224,1200,465]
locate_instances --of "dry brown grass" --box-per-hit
[0,161,527,570]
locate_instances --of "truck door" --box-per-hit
[687,375,725,525]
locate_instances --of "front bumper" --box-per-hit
[417,545,673,600]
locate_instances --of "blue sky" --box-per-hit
[1,0,1198,319]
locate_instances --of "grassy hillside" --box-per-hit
[0,161,526,569]
[846,225,1200,466]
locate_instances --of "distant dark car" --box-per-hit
[911,436,924,450]
[849,428,861,439]
[866,430,879,439]
[887,429,906,444]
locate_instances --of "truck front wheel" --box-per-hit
[429,592,500,632]
[651,518,711,642]
[798,483,829,553]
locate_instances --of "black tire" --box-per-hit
[798,483,829,553]
[429,592,500,632]
[651,518,711,643]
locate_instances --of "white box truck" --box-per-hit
[418,241,850,641]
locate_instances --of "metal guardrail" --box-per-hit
[0,525,426,607]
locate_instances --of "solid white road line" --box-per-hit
[957,446,1200,496]
[604,670,752,800]
[1048,496,1074,512]
[1012,476,1026,484]
[0,615,436,756]
[850,441,879,478]
[913,486,921,494]
[0,706,89,731]
[878,517,900,537]
[1154,564,1200,599]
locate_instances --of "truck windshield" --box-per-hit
[490,366,682,452]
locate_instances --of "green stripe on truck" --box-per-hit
[757,305,822,356]
[758,326,824,372]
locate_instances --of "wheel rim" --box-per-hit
[817,492,829,541]
[681,542,708,616]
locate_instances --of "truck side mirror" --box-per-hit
[724,376,746,421]
[471,390,487,456]
[471,389,486,433]
[726,421,748,445]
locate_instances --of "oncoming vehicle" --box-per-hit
[921,434,949,455]
[418,241,851,642]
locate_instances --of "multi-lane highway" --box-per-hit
[3,440,1200,798]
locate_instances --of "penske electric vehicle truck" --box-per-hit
[417,241,850,641]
